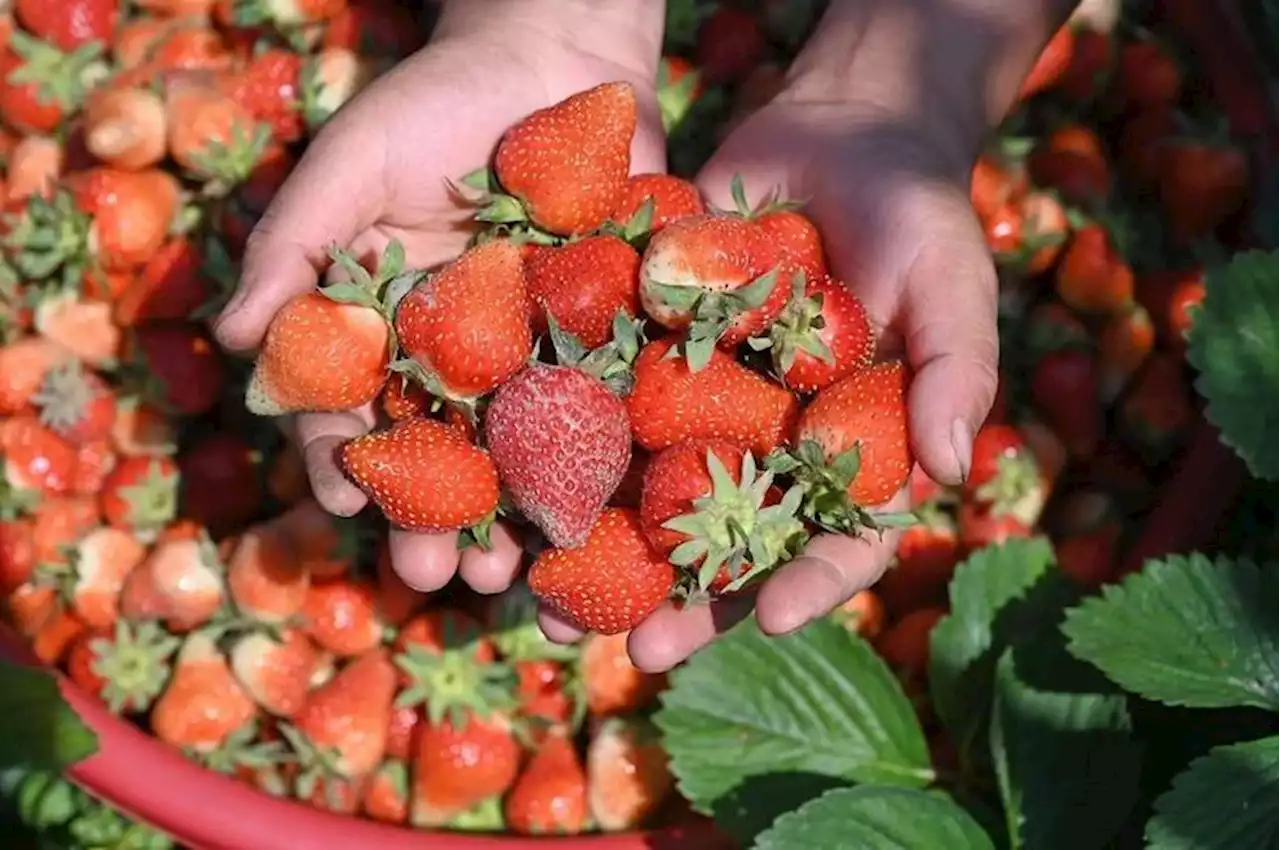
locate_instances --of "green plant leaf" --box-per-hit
[0,662,98,771]
[929,537,1073,767]
[655,619,932,842]
[990,649,1142,850]
[1185,249,1278,481]
[1062,554,1278,710]
[752,786,995,850]
[1144,735,1278,850]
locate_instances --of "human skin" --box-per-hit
[214,0,1078,673]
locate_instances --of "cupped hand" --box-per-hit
[213,9,666,597]
[611,96,1000,672]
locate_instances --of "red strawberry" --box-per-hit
[227,522,308,625]
[610,173,705,235]
[114,237,211,326]
[655,55,704,132]
[1158,140,1248,245]
[524,235,640,349]
[65,620,179,713]
[754,274,874,393]
[1030,346,1101,460]
[876,606,945,684]
[127,322,225,417]
[299,577,384,659]
[392,608,501,699]
[586,717,673,831]
[1119,352,1193,463]
[178,433,262,536]
[505,732,588,835]
[1,414,79,503]
[385,703,421,760]
[695,6,765,85]
[1055,224,1135,314]
[832,589,887,639]
[1027,124,1110,206]
[485,364,632,549]
[230,0,348,28]
[581,632,665,717]
[65,167,181,272]
[1017,24,1074,100]
[393,240,532,399]
[411,712,521,827]
[1112,39,1181,113]
[0,336,71,415]
[638,213,784,361]
[963,424,1046,517]
[284,648,397,783]
[991,190,1069,276]
[380,376,433,422]
[489,82,636,236]
[0,36,106,134]
[120,525,225,632]
[1057,27,1115,101]
[528,508,676,635]
[627,338,799,457]
[0,518,35,593]
[29,497,100,574]
[60,525,147,628]
[31,361,116,446]
[515,659,574,729]
[15,0,119,51]
[223,47,303,143]
[876,513,962,615]
[958,500,1033,550]
[32,294,121,369]
[339,417,500,535]
[110,399,176,458]
[1098,303,1156,402]
[152,631,257,753]
[970,148,1028,223]
[363,759,409,824]
[99,455,178,536]
[755,208,828,283]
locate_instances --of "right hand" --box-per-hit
[212,3,665,596]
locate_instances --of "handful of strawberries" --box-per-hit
[245,81,916,636]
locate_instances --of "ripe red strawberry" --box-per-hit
[528,508,676,635]
[120,525,225,632]
[69,167,182,271]
[489,82,636,236]
[639,214,784,361]
[1027,124,1110,206]
[0,36,106,134]
[970,147,1028,223]
[610,173,705,235]
[876,513,962,615]
[28,497,100,576]
[515,659,574,729]
[1,414,79,502]
[963,424,1046,515]
[505,732,588,835]
[695,5,765,85]
[1030,346,1101,460]
[0,519,36,594]
[581,632,665,717]
[152,631,257,753]
[380,376,433,421]
[788,361,914,512]
[64,620,180,714]
[393,240,531,399]
[223,47,303,143]
[0,336,71,415]
[1158,140,1248,245]
[59,525,147,628]
[586,717,673,831]
[524,235,640,349]
[958,500,1033,550]
[876,606,945,684]
[1055,224,1135,314]
[284,648,396,782]
[230,0,348,27]
[126,322,225,417]
[363,759,409,824]
[754,274,874,393]
[627,338,799,457]
[754,208,828,283]
[832,589,887,639]
[15,0,119,51]
[485,365,632,549]
[99,455,178,535]
[1017,24,1074,100]
[114,237,211,326]
[1119,352,1194,464]
[300,577,384,658]
[178,433,262,536]
[1112,39,1181,113]
[1057,27,1115,102]
[412,712,521,827]
[32,294,121,370]
[1098,303,1157,401]
[339,417,500,534]
[31,361,116,446]
[227,522,308,625]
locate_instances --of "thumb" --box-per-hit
[900,211,1000,486]
[213,122,385,352]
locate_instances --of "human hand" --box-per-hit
[213,0,666,596]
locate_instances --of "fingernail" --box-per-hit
[950,417,973,483]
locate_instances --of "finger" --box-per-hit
[693,107,806,209]
[457,523,524,595]
[755,490,908,636]
[296,409,375,517]
[899,217,1000,486]
[389,528,463,593]
[626,593,755,673]
[537,608,585,645]
[213,119,386,352]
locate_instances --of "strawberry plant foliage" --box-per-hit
[1062,554,1279,711]
[0,662,98,771]
[1144,735,1279,850]
[1185,249,1278,481]
[752,786,994,850]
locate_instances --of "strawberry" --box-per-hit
[231,0,348,27]
[32,607,87,665]
[1112,39,1181,113]
[82,82,166,172]
[392,610,512,735]
[223,47,303,143]
[1027,124,1110,206]
[992,190,1069,276]
[363,759,409,824]
[299,46,383,131]
[586,717,673,831]
[120,525,225,631]
[152,631,258,753]
[411,712,521,827]
[110,398,176,458]
[1098,303,1156,402]
[276,500,366,582]
[505,732,588,835]
[515,659,574,729]
[524,235,640,349]
[655,55,704,132]
[0,35,106,134]
[385,704,422,763]
[283,648,396,790]
[639,440,805,592]
[15,0,119,51]
[627,338,799,457]
[30,496,100,571]
[230,627,320,719]
[380,375,433,421]
[58,525,147,628]
[32,360,116,446]
[1017,24,1074,100]
[33,293,121,368]
[752,274,875,393]
[528,508,676,635]
[754,206,828,284]
[0,518,35,593]
[609,173,705,236]
[908,463,948,508]
[970,147,1028,223]
[1119,352,1193,464]
[300,577,384,658]
[227,522,308,625]
[695,5,765,85]
[831,589,887,639]
[114,238,211,326]
[164,75,269,187]
[875,606,945,694]
[64,619,179,714]
[876,513,962,615]
[125,322,226,417]
[1158,140,1248,245]
[393,239,532,400]
[963,424,1046,516]
[1,414,78,505]
[782,361,914,520]
[1054,223,1134,314]
[247,244,401,416]
[323,0,424,56]
[70,167,181,271]
[340,417,500,535]
[99,455,178,536]
[1056,27,1115,102]
[581,632,665,717]
[5,133,62,200]
[1138,266,1204,346]
[0,336,71,415]
[638,213,783,364]
[485,364,632,549]
[958,500,1033,550]
[488,81,636,237]
[178,433,262,536]
[1030,345,1101,460]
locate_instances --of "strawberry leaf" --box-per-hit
[0,662,98,771]
[1143,735,1278,850]
[655,619,932,843]
[753,786,994,850]
[1061,554,1278,710]
[1185,249,1278,481]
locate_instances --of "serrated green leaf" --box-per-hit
[990,649,1142,850]
[929,538,1072,767]
[1144,735,1278,850]
[0,662,98,771]
[1062,554,1278,710]
[752,786,995,850]
[655,619,932,842]
[1185,250,1278,481]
